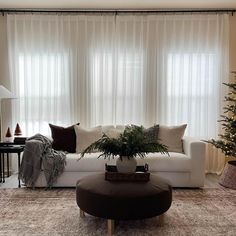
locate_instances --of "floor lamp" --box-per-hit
[0,85,15,142]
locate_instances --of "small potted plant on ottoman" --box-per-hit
[80,125,168,172]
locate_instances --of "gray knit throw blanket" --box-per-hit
[19,134,66,188]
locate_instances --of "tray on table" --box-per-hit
[105,163,150,182]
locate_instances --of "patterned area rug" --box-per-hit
[0,188,236,236]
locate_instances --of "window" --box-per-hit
[17,53,70,135]
[166,53,218,137]
[91,51,144,125]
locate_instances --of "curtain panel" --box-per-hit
[7,14,229,173]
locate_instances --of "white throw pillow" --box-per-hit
[158,124,187,153]
[115,125,126,131]
[74,125,102,153]
[102,125,115,135]
[105,128,123,139]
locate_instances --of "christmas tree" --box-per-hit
[207,72,236,157]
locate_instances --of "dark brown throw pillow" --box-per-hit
[49,123,80,153]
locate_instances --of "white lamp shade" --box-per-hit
[0,85,15,99]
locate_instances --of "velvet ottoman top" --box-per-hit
[76,173,172,220]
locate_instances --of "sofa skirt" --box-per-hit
[33,170,203,188]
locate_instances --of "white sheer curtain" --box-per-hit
[7,13,229,173]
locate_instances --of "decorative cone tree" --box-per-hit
[5,127,12,139]
[207,72,236,189]
[14,123,22,136]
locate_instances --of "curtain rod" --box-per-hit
[0,8,235,15]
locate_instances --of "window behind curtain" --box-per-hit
[17,52,70,135]
[91,51,144,126]
[7,14,229,140]
[165,53,218,138]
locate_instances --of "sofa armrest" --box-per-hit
[183,137,206,187]
[183,137,204,156]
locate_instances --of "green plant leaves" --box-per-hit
[80,125,168,159]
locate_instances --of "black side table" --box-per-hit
[0,144,24,188]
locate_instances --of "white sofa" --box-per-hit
[34,136,206,188]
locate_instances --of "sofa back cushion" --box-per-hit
[115,125,126,131]
[104,128,123,139]
[49,123,80,153]
[143,124,159,143]
[102,125,115,135]
[74,125,102,153]
[158,124,187,153]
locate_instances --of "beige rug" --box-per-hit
[0,188,236,236]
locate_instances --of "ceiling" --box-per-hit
[0,0,236,9]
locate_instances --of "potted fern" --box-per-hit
[81,125,168,172]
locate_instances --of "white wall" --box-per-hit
[0,0,236,9]
[0,15,16,173]
[229,15,236,72]
[0,15,13,140]
[0,15,10,88]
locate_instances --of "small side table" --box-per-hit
[0,144,24,188]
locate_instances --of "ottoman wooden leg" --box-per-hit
[158,213,165,226]
[80,209,85,217]
[108,219,115,235]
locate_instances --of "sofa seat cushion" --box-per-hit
[64,152,190,172]
[138,152,191,172]
[65,153,114,172]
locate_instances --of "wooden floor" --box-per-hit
[0,174,19,188]
[204,173,221,188]
[0,173,220,189]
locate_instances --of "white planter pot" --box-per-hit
[116,156,137,173]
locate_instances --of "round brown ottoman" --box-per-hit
[76,173,172,234]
